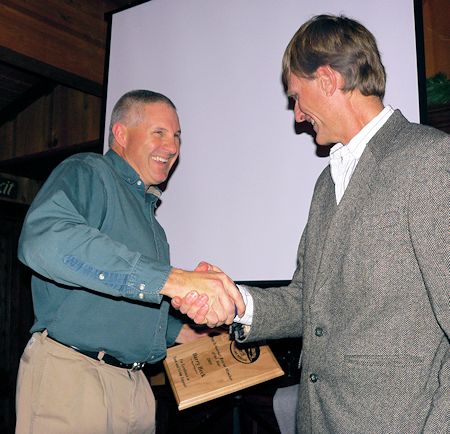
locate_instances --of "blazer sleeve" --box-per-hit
[241,226,306,342]
[408,138,450,433]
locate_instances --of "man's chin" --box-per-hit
[153,175,170,187]
[315,134,334,147]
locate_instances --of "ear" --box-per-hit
[316,65,341,97]
[111,122,128,149]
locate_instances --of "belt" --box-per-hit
[47,335,146,371]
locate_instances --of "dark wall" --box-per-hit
[0,201,33,434]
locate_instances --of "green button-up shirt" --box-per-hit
[18,150,183,364]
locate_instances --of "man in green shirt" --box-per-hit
[15,89,244,434]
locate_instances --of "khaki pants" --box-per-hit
[15,331,155,434]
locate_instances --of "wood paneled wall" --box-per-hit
[0,202,33,434]
[0,86,101,161]
[422,0,450,77]
[0,0,118,89]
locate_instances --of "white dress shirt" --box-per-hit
[235,106,395,325]
[329,105,394,204]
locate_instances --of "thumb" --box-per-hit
[195,261,213,272]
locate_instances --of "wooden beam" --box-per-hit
[0,46,103,96]
[0,1,109,92]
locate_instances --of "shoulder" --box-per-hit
[395,122,448,173]
[376,115,449,199]
[35,153,115,201]
[382,110,448,153]
[59,152,109,170]
[52,152,117,182]
[371,111,449,170]
[399,121,448,150]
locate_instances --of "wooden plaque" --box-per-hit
[163,333,284,410]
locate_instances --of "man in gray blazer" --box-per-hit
[172,14,449,433]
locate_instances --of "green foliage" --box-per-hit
[426,73,450,107]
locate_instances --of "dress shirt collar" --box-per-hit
[329,105,394,204]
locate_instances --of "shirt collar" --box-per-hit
[105,149,162,198]
[330,105,394,161]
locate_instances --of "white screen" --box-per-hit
[105,0,420,281]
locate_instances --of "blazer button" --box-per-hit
[314,327,324,337]
[309,373,319,383]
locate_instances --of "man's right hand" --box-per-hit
[172,291,210,325]
[160,262,244,327]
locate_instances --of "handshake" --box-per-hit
[161,261,245,328]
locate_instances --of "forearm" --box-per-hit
[19,217,171,303]
[239,282,303,342]
[18,159,170,304]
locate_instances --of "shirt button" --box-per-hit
[310,373,319,383]
[138,292,145,300]
[315,327,324,337]
[98,273,105,280]
[139,283,146,290]
[137,180,142,186]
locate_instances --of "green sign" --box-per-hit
[0,177,18,200]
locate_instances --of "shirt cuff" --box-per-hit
[234,284,253,325]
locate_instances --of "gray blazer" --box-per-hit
[245,110,449,433]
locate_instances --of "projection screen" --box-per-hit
[104,0,420,282]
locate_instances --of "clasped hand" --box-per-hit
[162,262,245,328]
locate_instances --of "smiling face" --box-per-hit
[112,101,181,186]
[287,72,337,146]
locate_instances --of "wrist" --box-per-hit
[160,267,190,299]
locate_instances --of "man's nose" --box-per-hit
[294,103,306,123]
[165,135,179,153]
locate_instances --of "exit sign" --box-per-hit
[0,177,18,200]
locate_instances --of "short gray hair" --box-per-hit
[108,89,176,146]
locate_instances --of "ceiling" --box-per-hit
[0,0,140,180]
[0,0,137,129]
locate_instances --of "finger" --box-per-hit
[180,293,209,318]
[171,296,182,309]
[196,293,209,306]
[207,321,222,328]
[179,292,198,317]
[192,303,209,324]
[205,309,224,328]
[178,291,200,314]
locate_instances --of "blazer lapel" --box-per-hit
[311,110,409,297]
[313,144,378,294]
